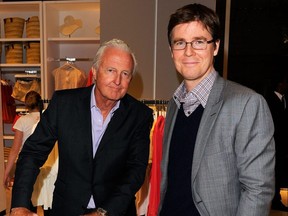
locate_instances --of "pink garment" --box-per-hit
[147,116,165,216]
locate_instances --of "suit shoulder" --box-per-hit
[220,80,269,109]
[224,80,264,99]
[225,80,256,94]
[53,86,92,98]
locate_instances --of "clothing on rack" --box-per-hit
[1,79,16,123]
[11,79,41,102]
[52,61,87,90]
[135,100,167,216]
[147,115,165,216]
[86,68,94,86]
[32,142,59,210]
[136,120,155,216]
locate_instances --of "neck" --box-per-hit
[96,98,117,121]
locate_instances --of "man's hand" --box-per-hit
[3,173,12,189]
[10,207,38,216]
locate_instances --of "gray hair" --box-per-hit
[92,38,137,74]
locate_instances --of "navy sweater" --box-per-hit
[160,104,203,216]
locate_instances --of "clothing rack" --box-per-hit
[140,99,169,105]
[47,57,94,62]
[43,99,50,104]
[141,99,169,118]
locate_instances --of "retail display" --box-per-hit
[0,0,100,177]
[59,15,83,37]
[25,42,40,64]
[5,43,23,63]
[4,17,25,38]
[26,16,40,38]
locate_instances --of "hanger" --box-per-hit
[59,58,80,71]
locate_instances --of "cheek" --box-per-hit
[95,74,109,86]
[122,80,131,89]
[172,52,181,64]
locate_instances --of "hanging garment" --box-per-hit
[52,62,87,90]
[11,79,41,102]
[135,120,155,216]
[32,142,59,210]
[86,68,94,86]
[147,116,165,216]
[1,80,16,123]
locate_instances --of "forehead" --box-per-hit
[172,21,211,39]
[101,47,133,68]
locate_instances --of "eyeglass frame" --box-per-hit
[171,39,215,50]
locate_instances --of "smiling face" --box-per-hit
[171,21,220,92]
[93,47,133,105]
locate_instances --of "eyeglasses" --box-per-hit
[171,39,214,50]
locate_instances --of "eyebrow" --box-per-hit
[173,36,207,41]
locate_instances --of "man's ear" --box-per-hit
[169,46,174,58]
[92,67,97,81]
[214,40,220,56]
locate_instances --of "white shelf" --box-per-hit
[0,1,41,12]
[3,135,14,140]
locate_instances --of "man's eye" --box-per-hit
[107,68,116,73]
[175,41,185,46]
[195,40,205,45]
[122,71,131,78]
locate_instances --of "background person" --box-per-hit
[10,38,153,216]
[158,4,275,216]
[3,90,43,213]
[265,72,288,212]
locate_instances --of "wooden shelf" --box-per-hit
[0,63,41,68]
[0,38,41,42]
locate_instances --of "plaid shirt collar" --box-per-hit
[173,70,217,116]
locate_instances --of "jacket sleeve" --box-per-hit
[235,94,275,216]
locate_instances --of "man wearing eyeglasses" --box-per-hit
[158,4,275,216]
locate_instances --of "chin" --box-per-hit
[107,94,124,101]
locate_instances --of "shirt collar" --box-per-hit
[90,85,120,112]
[173,69,217,109]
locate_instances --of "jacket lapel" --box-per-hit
[78,85,94,162]
[94,95,129,156]
[161,100,178,174]
[191,75,225,182]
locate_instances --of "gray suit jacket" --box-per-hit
[159,74,275,216]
